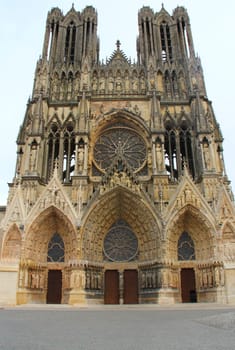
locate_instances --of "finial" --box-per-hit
[116,40,121,51]
[161,3,164,9]
[72,3,74,8]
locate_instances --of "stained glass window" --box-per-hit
[178,231,195,260]
[103,219,138,262]
[94,128,146,172]
[47,233,65,262]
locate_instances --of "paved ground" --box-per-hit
[0,304,235,350]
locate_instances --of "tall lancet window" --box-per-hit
[63,123,75,183]
[164,123,195,180]
[64,21,76,64]
[177,18,190,58]
[160,22,172,62]
[47,123,60,180]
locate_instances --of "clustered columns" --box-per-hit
[175,14,195,59]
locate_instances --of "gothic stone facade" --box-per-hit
[0,4,235,305]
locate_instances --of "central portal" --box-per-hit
[104,269,138,304]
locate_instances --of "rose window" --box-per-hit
[94,128,146,172]
[103,220,138,262]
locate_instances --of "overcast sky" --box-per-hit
[0,0,234,205]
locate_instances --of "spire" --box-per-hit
[116,40,121,51]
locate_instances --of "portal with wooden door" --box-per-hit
[104,269,138,304]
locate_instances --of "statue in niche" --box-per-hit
[67,76,73,100]
[92,76,98,91]
[155,140,163,172]
[74,73,81,96]
[124,74,130,91]
[132,75,138,92]
[116,75,122,92]
[140,75,146,91]
[125,101,131,111]
[60,76,66,100]
[179,74,186,98]
[77,144,84,173]
[203,142,211,170]
[52,75,59,100]
[29,142,37,171]
[108,77,114,92]
[99,75,105,92]
[82,66,89,90]
[133,104,141,116]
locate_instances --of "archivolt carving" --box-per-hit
[2,224,21,262]
[81,187,161,263]
[166,205,214,262]
[22,206,77,263]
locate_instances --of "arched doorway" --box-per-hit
[17,206,77,305]
[81,186,161,304]
[46,233,65,304]
[178,231,197,302]
[166,205,215,303]
[103,220,139,304]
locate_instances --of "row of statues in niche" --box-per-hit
[63,269,103,290]
[198,266,225,289]
[18,268,45,289]
[50,72,148,100]
[141,266,225,290]
[140,268,178,289]
[164,72,187,99]
[91,73,146,94]
[49,70,188,101]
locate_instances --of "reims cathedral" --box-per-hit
[0,4,235,305]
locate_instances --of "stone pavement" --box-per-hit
[0,304,235,350]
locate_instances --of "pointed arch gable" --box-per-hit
[166,204,215,262]
[47,114,61,128]
[62,113,75,127]
[23,206,77,263]
[222,221,235,240]
[62,10,80,26]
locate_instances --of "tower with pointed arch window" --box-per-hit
[0,4,235,306]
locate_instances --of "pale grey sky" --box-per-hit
[0,0,234,204]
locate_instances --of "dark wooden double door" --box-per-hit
[104,269,138,304]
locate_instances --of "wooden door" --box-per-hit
[46,270,62,304]
[124,270,138,304]
[181,268,197,303]
[104,270,119,304]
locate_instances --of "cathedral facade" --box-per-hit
[0,4,235,305]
